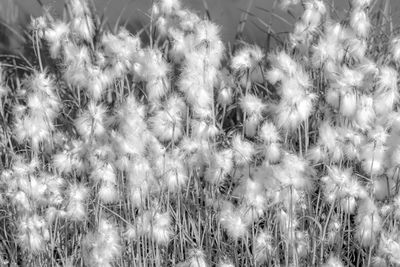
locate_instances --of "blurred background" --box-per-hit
[1,0,399,51]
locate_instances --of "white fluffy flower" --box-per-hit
[232,134,255,165]
[355,198,382,247]
[240,94,265,116]
[350,8,370,38]
[219,202,248,240]
[82,218,121,267]
[390,36,400,62]
[231,45,264,72]
[17,214,49,253]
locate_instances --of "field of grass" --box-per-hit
[0,0,400,266]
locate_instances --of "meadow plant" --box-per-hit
[1,0,400,266]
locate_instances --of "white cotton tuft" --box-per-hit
[82,218,121,267]
[350,8,370,38]
[276,0,301,10]
[146,77,170,102]
[98,182,118,203]
[322,255,344,267]
[265,67,284,84]
[390,36,400,62]
[244,115,260,137]
[217,259,235,267]
[301,0,326,29]
[159,150,188,192]
[137,48,170,82]
[126,156,157,208]
[254,230,273,265]
[149,95,186,142]
[158,0,181,15]
[259,120,280,144]
[190,120,219,140]
[231,44,264,72]
[318,121,339,151]
[71,15,95,43]
[355,198,382,247]
[185,249,208,267]
[376,66,398,92]
[278,209,298,235]
[340,90,357,117]
[361,142,387,176]
[204,149,233,184]
[354,94,375,130]
[75,102,108,139]
[101,28,141,77]
[232,134,254,165]
[275,152,315,192]
[14,71,60,150]
[273,93,315,131]
[45,20,70,58]
[68,0,95,42]
[219,202,248,240]
[337,66,364,88]
[374,67,398,115]
[193,20,225,67]
[69,0,90,17]
[268,50,298,78]
[151,212,172,245]
[379,232,400,265]
[234,178,267,220]
[264,142,281,164]
[240,94,265,116]
[217,87,233,106]
[65,183,89,221]
[17,214,49,253]
[86,66,113,100]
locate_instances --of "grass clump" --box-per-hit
[0,0,400,266]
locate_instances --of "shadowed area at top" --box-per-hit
[11,0,400,44]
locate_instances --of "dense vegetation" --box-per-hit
[0,0,399,266]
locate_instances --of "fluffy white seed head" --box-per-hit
[276,0,301,10]
[264,142,281,164]
[340,90,357,117]
[231,45,264,72]
[354,94,375,130]
[82,218,121,267]
[219,201,248,240]
[98,182,118,203]
[240,94,265,116]
[153,95,186,141]
[376,66,398,93]
[151,212,172,245]
[232,134,255,165]
[158,0,181,15]
[186,249,208,267]
[390,36,400,62]
[254,230,273,265]
[17,214,49,253]
[204,149,233,184]
[66,183,89,221]
[301,0,326,29]
[379,232,400,265]
[356,198,382,247]
[350,8,370,38]
[259,120,280,144]
[45,20,70,58]
[322,255,344,267]
[75,102,108,140]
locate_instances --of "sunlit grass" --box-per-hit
[0,0,399,266]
